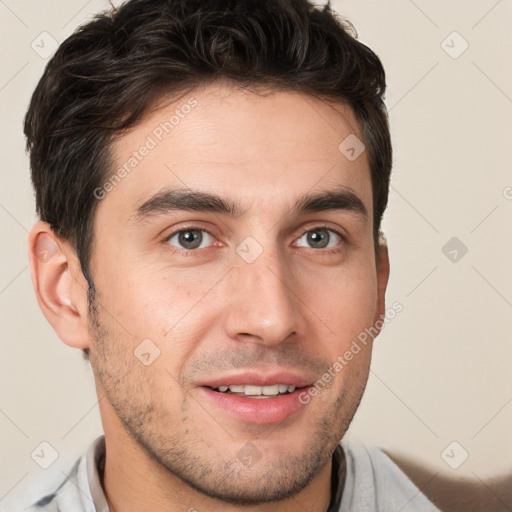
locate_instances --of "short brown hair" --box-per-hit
[25,0,391,290]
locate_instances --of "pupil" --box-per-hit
[179,230,202,249]
[307,229,329,248]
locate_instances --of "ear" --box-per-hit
[28,221,91,349]
[374,242,390,329]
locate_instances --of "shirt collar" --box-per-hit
[87,436,345,512]
[85,436,110,512]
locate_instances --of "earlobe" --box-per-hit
[374,242,390,331]
[28,221,91,350]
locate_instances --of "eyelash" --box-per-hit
[294,224,345,255]
[163,224,345,256]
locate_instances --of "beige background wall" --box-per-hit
[1,0,511,509]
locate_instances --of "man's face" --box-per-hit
[87,82,388,504]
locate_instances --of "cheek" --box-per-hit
[307,267,378,342]
[129,269,217,329]
[95,267,219,373]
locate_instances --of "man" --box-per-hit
[23,0,440,510]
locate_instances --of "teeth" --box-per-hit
[262,385,279,396]
[215,384,297,396]
[245,385,264,396]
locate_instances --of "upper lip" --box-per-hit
[197,369,315,389]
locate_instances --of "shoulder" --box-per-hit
[17,437,105,512]
[339,438,442,512]
[25,467,81,511]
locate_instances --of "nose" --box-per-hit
[223,248,303,347]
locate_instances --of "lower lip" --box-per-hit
[198,387,307,424]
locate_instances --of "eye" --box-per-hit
[166,229,214,250]
[296,228,342,249]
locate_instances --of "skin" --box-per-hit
[28,80,389,512]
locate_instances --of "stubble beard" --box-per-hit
[87,288,368,506]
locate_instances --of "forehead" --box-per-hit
[100,82,372,223]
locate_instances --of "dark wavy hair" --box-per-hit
[25,0,391,289]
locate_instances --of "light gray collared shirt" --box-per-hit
[22,435,440,512]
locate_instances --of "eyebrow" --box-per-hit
[132,189,245,223]
[293,189,368,218]
[131,187,368,224]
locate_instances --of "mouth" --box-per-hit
[208,383,299,398]
[196,372,314,424]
